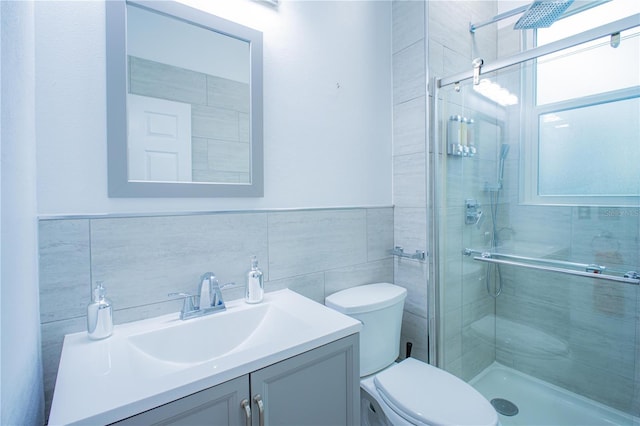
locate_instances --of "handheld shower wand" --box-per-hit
[497,143,510,187]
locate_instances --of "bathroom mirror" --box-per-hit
[106,0,263,197]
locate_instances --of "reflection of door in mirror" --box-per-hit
[127,94,192,182]
[126,3,251,184]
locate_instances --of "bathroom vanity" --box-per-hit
[48,290,361,425]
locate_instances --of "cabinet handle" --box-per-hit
[253,394,264,426]
[241,399,251,426]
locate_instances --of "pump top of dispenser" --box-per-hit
[93,281,107,302]
[245,256,264,304]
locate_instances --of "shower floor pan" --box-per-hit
[469,363,638,426]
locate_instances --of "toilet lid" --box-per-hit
[373,358,498,426]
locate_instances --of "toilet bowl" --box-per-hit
[326,283,499,426]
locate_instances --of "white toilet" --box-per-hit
[325,282,499,426]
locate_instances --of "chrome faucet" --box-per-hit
[199,272,223,310]
[169,272,233,320]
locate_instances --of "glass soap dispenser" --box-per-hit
[87,281,113,340]
[245,256,264,304]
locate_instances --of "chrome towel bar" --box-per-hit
[463,248,639,286]
[391,246,426,261]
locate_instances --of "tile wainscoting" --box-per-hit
[39,206,396,420]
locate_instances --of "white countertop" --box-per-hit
[48,289,361,425]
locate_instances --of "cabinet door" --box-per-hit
[249,334,360,426]
[112,375,249,426]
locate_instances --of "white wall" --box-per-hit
[35,0,392,216]
[1,1,45,424]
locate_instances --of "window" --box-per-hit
[524,0,640,205]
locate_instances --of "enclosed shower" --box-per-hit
[428,1,640,424]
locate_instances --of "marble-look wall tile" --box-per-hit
[39,219,91,323]
[191,104,239,141]
[191,137,209,171]
[267,209,367,281]
[393,152,426,208]
[39,207,393,421]
[442,307,463,366]
[394,207,427,256]
[41,317,86,421]
[428,2,473,66]
[324,259,394,298]
[206,76,249,113]
[207,139,250,174]
[90,213,269,310]
[129,56,207,106]
[267,272,325,304]
[400,310,429,363]
[393,96,426,157]
[394,257,428,318]
[393,40,425,105]
[392,0,424,54]
[366,207,394,262]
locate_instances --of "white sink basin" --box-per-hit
[128,303,301,364]
[49,289,361,425]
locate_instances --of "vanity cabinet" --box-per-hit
[112,334,359,426]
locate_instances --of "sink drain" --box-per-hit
[491,398,519,416]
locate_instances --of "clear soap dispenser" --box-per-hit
[245,256,264,304]
[87,281,113,340]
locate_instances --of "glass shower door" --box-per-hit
[433,27,639,424]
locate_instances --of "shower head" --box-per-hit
[514,0,574,30]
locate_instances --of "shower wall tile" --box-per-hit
[392,0,424,54]
[461,323,494,381]
[366,207,394,262]
[393,39,425,105]
[38,219,91,323]
[508,204,572,250]
[267,209,367,281]
[393,96,426,156]
[442,307,463,365]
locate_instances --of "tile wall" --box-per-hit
[497,206,640,415]
[391,0,429,363]
[39,207,393,420]
[391,0,500,372]
[129,56,251,183]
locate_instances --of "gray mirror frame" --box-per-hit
[106,0,263,197]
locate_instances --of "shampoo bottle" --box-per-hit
[87,281,113,340]
[245,256,264,304]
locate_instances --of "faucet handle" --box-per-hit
[168,292,197,317]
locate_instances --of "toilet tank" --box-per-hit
[325,283,407,377]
